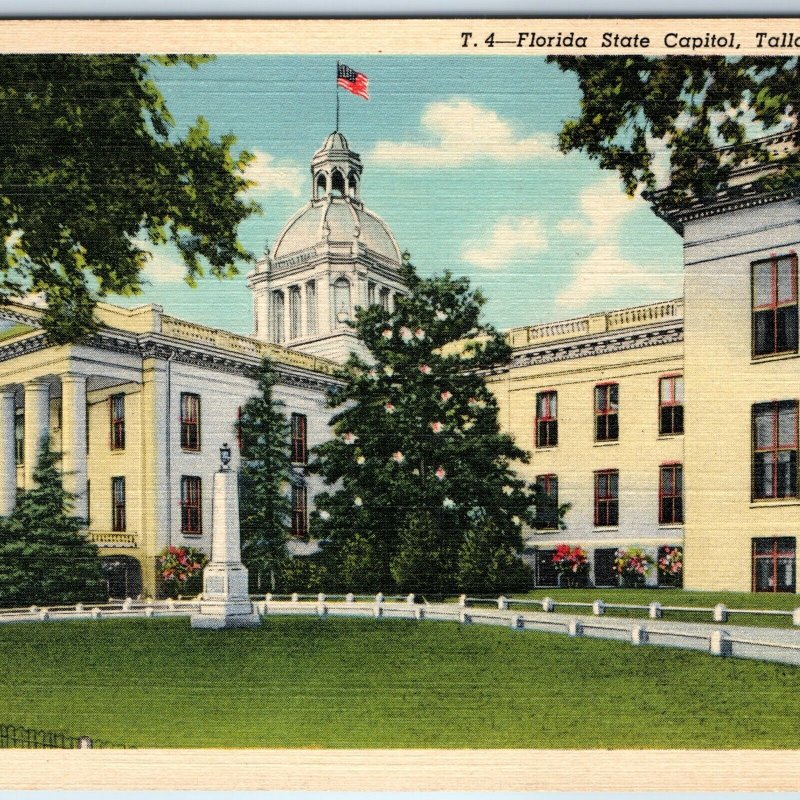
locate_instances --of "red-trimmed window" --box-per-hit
[752,537,796,592]
[594,469,618,527]
[752,401,798,500]
[291,484,308,538]
[753,253,798,357]
[659,464,683,524]
[291,413,308,465]
[659,375,684,435]
[181,476,202,535]
[110,393,125,450]
[111,476,126,532]
[180,393,201,451]
[535,474,559,530]
[595,383,619,442]
[535,391,557,448]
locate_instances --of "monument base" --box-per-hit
[191,599,261,629]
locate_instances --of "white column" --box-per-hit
[299,283,307,339]
[60,373,88,521]
[23,380,50,488]
[0,388,17,516]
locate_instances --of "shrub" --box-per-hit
[157,545,208,598]
[551,544,589,587]
[658,546,683,587]
[614,547,654,588]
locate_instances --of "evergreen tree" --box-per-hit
[0,437,105,606]
[237,359,293,592]
[313,255,555,595]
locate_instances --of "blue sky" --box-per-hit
[127,56,684,335]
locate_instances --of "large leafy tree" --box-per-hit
[0,55,257,342]
[312,256,551,595]
[0,437,105,606]
[548,56,800,205]
[236,359,293,592]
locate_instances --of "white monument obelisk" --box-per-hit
[191,443,261,629]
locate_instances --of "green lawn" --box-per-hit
[500,588,800,629]
[1,615,799,748]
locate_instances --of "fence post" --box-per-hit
[459,609,472,624]
[317,593,326,604]
[713,604,728,623]
[458,594,467,607]
[794,608,800,626]
[542,597,555,612]
[649,602,662,619]
[497,596,508,611]
[122,598,132,611]
[710,629,732,657]
[510,614,523,630]
[592,600,605,616]
[567,619,583,637]
[291,592,299,603]
[631,625,648,645]
[265,593,272,602]
[414,606,425,621]
[346,592,355,604]
[406,593,415,604]
[78,736,93,749]
[38,609,49,621]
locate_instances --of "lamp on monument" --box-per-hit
[220,442,232,470]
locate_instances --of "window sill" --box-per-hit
[593,440,619,447]
[657,433,684,440]
[750,498,800,509]
[181,532,202,537]
[593,526,620,531]
[181,449,201,454]
[751,351,799,365]
[534,446,558,452]
[658,524,684,530]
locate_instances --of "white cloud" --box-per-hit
[462,216,548,271]
[141,248,188,284]
[371,99,559,167]
[242,149,304,198]
[555,176,678,309]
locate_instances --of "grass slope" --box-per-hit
[1,616,799,749]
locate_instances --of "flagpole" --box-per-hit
[335,61,340,132]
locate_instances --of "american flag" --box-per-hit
[337,63,369,100]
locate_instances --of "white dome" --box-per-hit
[272,197,401,266]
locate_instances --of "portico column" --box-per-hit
[299,283,307,338]
[23,380,50,488]
[0,388,17,516]
[60,373,88,521]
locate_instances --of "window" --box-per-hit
[180,393,201,451]
[289,286,301,339]
[595,383,619,442]
[379,287,390,311]
[534,549,559,588]
[367,281,376,306]
[753,253,798,357]
[291,484,308,538]
[752,401,798,500]
[306,281,317,335]
[291,413,308,465]
[111,476,126,532]
[14,408,23,466]
[659,375,684,435]
[594,469,619,527]
[110,393,125,450]
[181,476,202,535]
[659,464,683,524]
[753,537,796,592]
[331,169,345,196]
[535,391,557,448]
[333,278,351,325]
[535,474,559,530]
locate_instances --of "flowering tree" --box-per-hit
[657,545,683,587]
[614,547,654,588]
[157,545,208,598]
[551,544,589,588]
[312,255,552,595]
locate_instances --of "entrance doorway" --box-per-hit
[101,556,143,599]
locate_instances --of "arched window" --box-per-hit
[289,286,301,339]
[331,169,345,196]
[270,290,285,343]
[306,280,318,335]
[315,172,327,198]
[333,277,351,326]
[348,171,359,196]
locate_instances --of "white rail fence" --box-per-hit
[2,593,800,666]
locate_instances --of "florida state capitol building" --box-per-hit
[1,128,798,597]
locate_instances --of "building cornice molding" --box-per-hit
[0,329,343,392]
[504,322,684,371]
